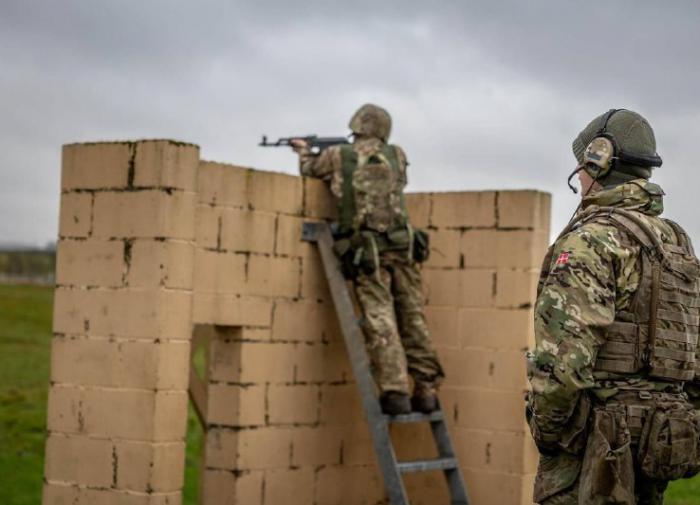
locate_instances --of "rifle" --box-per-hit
[259,134,349,154]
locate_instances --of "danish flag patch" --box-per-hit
[555,252,570,266]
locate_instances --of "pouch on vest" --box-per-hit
[578,406,635,505]
[332,237,359,280]
[413,228,430,263]
[637,401,700,480]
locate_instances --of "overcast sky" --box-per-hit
[1,1,699,247]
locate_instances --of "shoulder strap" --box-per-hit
[664,218,696,255]
[339,145,358,232]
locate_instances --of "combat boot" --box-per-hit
[380,391,411,415]
[411,383,439,413]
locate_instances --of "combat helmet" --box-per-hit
[349,104,392,142]
[572,109,662,186]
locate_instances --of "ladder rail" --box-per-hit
[304,222,470,505]
[306,223,410,504]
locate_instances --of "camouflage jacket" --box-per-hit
[527,179,692,443]
[299,137,409,233]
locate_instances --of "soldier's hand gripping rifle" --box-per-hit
[259,135,349,154]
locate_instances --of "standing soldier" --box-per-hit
[290,104,444,415]
[527,108,700,504]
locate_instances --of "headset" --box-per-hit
[568,109,663,194]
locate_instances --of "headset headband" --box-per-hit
[594,108,662,168]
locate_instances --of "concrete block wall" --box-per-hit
[45,140,199,504]
[44,139,551,505]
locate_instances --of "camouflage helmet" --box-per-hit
[572,109,661,185]
[349,104,392,142]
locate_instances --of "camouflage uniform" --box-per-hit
[298,107,443,396]
[527,180,700,504]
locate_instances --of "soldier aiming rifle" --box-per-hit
[265,104,444,415]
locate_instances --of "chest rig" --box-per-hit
[549,206,700,382]
[338,143,408,234]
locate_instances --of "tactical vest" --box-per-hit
[545,206,700,382]
[338,143,408,234]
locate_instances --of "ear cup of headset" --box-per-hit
[583,136,616,178]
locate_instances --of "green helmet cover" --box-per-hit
[572,109,659,186]
[349,104,392,142]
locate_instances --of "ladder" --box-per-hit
[302,222,470,505]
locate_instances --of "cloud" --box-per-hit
[1,0,699,245]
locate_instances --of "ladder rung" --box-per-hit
[397,457,458,473]
[385,411,444,423]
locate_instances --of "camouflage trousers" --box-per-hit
[540,470,667,505]
[353,251,444,394]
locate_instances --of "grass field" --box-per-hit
[0,283,698,504]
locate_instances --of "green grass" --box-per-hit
[0,284,203,504]
[1,282,699,504]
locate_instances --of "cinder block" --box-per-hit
[498,190,551,231]
[452,428,531,474]
[496,269,540,309]
[248,170,303,215]
[424,306,459,349]
[272,299,338,342]
[423,229,461,268]
[204,428,238,470]
[294,341,351,384]
[390,422,436,462]
[460,229,549,269]
[44,434,113,487]
[193,249,246,294]
[339,423,375,465]
[275,214,316,257]
[454,388,528,431]
[303,176,336,219]
[238,342,297,384]
[319,384,364,426]
[236,427,293,470]
[290,426,343,467]
[264,468,314,505]
[220,209,276,254]
[43,483,183,505]
[267,385,319,425]
[405,192,431,228]
[53,287,192,340]
[299,248,332,303]
[47,385,188,441]
[59,192,92,237]
[431,191,496,228]
[51,337,189,390]
[422,268,494,307]
[314,465,385,505]
[201,470,263,505]
[403,471,449,505]
[127,239,194,289]
[439,348,527,390]
[133,140,199,191]
[114,440,185,492]
[246,255,300,298]
[463,469,528,505]
[192,293,272,327]
[56,239,124,287]
[62,142,131,190]
[198,162,248,207]
[92,190,196,240]
[207,384,266,427]
[458,308,534,350]
[195,204,222,249]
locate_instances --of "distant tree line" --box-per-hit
[0,250,55,278]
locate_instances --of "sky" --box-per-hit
[1,1,699,247]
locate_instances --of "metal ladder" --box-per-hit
[302,222,470,505]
